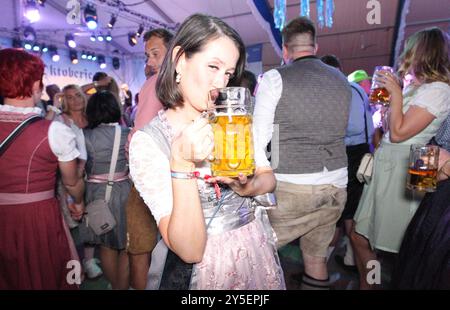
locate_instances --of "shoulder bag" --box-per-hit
[85,125,121,235]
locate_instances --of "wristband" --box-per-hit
[46,105,62,114]
[171,170,200,179]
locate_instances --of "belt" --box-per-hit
[86,171,129,183]
[0,189,54,205]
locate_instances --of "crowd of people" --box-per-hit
[0,13,449,290]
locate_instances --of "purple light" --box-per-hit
[24,3,40,23]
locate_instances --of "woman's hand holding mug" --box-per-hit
[170,116,214,171]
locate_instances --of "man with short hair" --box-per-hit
[126,28,173,290]
[254,17,351,289]
[143,29,173,79]
[133,29,173,130]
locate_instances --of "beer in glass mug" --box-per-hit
[406,144,439,192]
[369,66,394,106]
[208,87,255,177]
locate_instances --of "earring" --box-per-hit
[175,72,181,84]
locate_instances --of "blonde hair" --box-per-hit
[62,84,87,114]
[398,27,450,84]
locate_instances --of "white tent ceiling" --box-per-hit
[1,0,449,74]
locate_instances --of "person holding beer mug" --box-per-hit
[393,146,450,289]
[350,27,450,289]
[129,14,285,290]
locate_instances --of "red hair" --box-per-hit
[0,48,45,99]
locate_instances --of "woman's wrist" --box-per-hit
[170,157,195,172]
[171,170,200,179]
[440,160,450,178]
[389,93,402,108]
[46,105,62,114]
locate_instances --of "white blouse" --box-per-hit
[129,130,173,225]
[408,81,450,118]
[129,119,271,225]
[383,81,450,145]
[0,105,80,162]
[54,114,87,161]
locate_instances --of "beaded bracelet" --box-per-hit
[170,170,200,179]
[171,171,222,199]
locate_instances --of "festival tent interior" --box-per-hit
[0,0,449,291]
[0,0,448,97]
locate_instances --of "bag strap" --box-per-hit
[0,115,42,157]
[351,85,369,144]
[104,124,121,202]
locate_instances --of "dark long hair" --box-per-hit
[156,14,246,109]
[86,91,121,129]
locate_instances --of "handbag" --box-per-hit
[352,85,374,184]
[357,153,374,184]
[85,125,121,235]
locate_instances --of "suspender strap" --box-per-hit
[351,85,369,144]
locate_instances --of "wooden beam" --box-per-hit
[390,0,406,66]
[406,18,450,26]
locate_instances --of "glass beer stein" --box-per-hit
[369,66,394,107]
[406,144,440,192]
[208,87,255,177]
